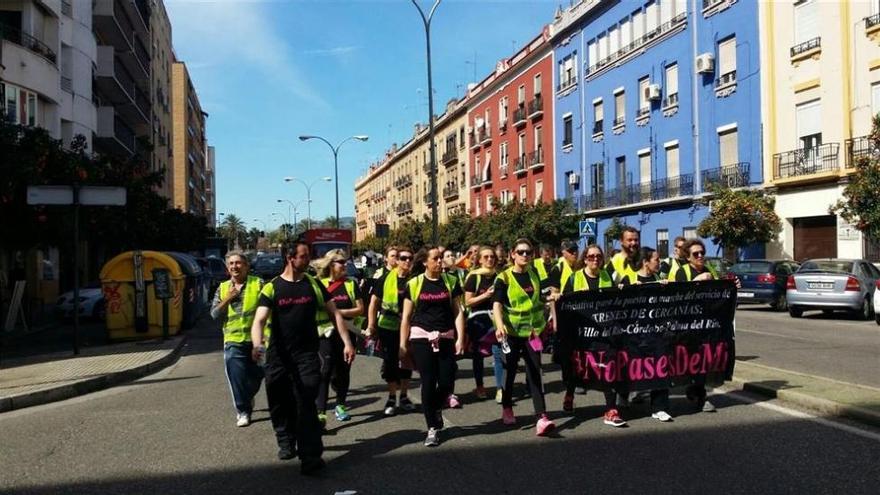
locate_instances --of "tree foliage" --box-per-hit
[831,114,880,242]
[697,184,782,251]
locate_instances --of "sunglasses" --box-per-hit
[398,255,413,262]
[331,259,346,265]
[675,244,684,249]
[515,249,533,256]
[690,251,705,258]
[585,254,603,261]
[482,254,497,259]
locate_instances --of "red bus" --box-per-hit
[300,228,353,259]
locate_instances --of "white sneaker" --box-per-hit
[236,413,251,427]
[651,411,673,422]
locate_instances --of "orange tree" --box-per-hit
[831,114,880,244]
[697,184,781,258]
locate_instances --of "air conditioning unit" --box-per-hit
[568,173,580,185]
[696,53,715,74]
[645,84,662,101]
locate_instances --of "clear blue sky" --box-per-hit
[167,0,559,230]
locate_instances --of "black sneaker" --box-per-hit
[277,446,295,461]
[300,456,326,476]
[399,395,416,412]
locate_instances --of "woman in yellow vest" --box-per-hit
[558,244,627,427]
[315,249,365,426]
[399,246,466,447]
[492,238,556,436]
[210,251,266,428]
[464,246,503,402]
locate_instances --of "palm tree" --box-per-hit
[219,214,246,249]
[245,227,262,250]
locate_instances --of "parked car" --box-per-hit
[252,254,284,280]
[198,256,228,294]
[786,259,880,320]
[874,279,880,325]
[705,257,734,279]
[56,285,105,321]
[729,259,800,310]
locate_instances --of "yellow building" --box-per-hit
[171,61,209,218]
[761,0,880,260]
[151,0,174,202]
[355,98,470,241]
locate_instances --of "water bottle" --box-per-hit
[501,336,511,355]
[256,345,267,367]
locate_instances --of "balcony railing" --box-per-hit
[773,143,840,180]
[479,127,491,145]
[396,201,413,215]
[424,191,435,205]
[715,70,736,88]
[528,95,543,118]
[790,37,821,58]
[592,120,603,135]
[514,155,527,174]
[471,175,483,188]
[513,106,527,127]
[636,107,650,119]
[0,23,57,64]
[394,175,413,190]
[613,115,625,127]
[442,149,457,165]
[587,13,687,75]
[528,147,544,169]
[443,182,459,199]
[499,164,509,177]
[663,93,679,108]
[61,0,72,16]
[868,13,880,30]
[557,77,577,92]
[469,132,480,149]
[579,173,695,211]
[845,135,879,169]
[61,76,73,93]
[701,162,750,190]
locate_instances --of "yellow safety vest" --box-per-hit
[679,263,719,281]
[407,273,458,310]
[219,275,266,344]
[556,259,575,289]
[378,269,405,331]
[563,269,613,294]
[610,252,638,284]
[533,259,549,281]
[317,277,365,335]
[497,267,546,338]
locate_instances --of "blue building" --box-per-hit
[550,0,762,259]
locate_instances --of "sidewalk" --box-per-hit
[0,335,186,413]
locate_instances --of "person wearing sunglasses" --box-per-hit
[399,247,466,447]
[314,249,365,426]
[660,236,687,280]
[464,246,504,402]
[492,238,556,436]
[366,247,417,417]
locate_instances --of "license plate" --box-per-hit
[738,292,754,298]
[808,282,834,290]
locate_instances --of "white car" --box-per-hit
[875,279,880,325]
[56,287,105,320]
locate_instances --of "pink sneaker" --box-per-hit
[502,407,516,425]
[446,394,462,409]
[536,414,555,436]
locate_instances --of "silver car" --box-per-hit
[786,259,880,320]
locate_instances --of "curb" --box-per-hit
[728,375,880,428]
[0,335,188,413]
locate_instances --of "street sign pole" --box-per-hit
[152,268,172,341]
[73,184,80,355]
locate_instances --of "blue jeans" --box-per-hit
[224,342,264,414]
[468,315,504,389]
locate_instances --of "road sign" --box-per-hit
[26,186,74,205]
[579,219,597,237]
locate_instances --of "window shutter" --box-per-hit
[719,129,739,166]
[621,17,632,47]
[615,92,625,118]
[598,34,608,60]
[646,1,659,32]
[639,152,652,183]
[588,40,597,67]
[719,37,736,76]
[633,10,644,40]
[609,26,619,55]
[795,0,818,44]
[666,145,680,178]
[639,78,650,109]
[661,0,673,25]
[594,101,604,122]
[796,100,821,139]
[666,64,678,96]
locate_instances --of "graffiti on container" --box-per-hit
[104,283,123,314]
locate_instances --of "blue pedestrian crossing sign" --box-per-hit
[579,219,597,238]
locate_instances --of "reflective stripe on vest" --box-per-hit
[498,267,546,338]
[220,275,264,344]
[564,269,613,294]
[680,263,719,282]
[407,273,457,311]
[378,268,403,331]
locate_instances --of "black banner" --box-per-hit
[556,280,736,391]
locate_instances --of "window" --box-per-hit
[665,64,678,104]
[620,16,632,47]
[459,126,465,148]
[609,25,620,55]
[534,126,543,151]
[674,0,687,16]
[475,194,481,216]
[563,114,573,147]
[518,85,526,105]
[657,229,669,259]
[500,142,509,171]
[718,37,737,82]
[3,83,37,127]
[665,142,680,178]
[616,156,628,189]
[588,39,597,67]
[646,1,659,32]
[594,100,604,130]
[534,180,543,204]
[795,0,818,45]
[639,149,651,183]
[872,83,880,115]
[518,133,526,162]
[796,99,822,149]
[559,54,577,89]
[719,127,739,166]
[614,90,626,125]
[591,162,606,197]
[486,194,493,213]
[638,77,650,111]
[683,227,698,240]
[499,97,508,127]
[533,74,541,95]
[598,34,608,61]
[661,0,673,25]
[632,9,645,41]
[520,183,528,203]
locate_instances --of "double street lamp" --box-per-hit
[276,199,310,236]
[298,134,369,228]
[283,176,331,230]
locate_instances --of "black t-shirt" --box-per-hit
[325,278,361,311]
[404,276,463,332]
[562,270,602,293]
[493,270,537,307]
[464,272,495,313]
[258,275,331,356]
[675,264,711,282]
[621,273,661,286]
[371,273,409,315]
[547,264,563,290]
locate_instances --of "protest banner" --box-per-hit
[556,280,736,391]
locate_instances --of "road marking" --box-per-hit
[720,388,880,443]
[736,328,825,342]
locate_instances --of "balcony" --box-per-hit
[579,174,695,212]
[471,175,483,189]
[513,106,527,127]
[424,191,435,206]
[635,106,650,125]
[773,143,840,180]
[868,13,880,32]
[527,96,543,119]
[527,147,544,169]
[587,13,687,77]
[514,155,527,175]
[95,49,150,124]
[443,182,459,200]
[395,201,413,215]
[592,120,603,136]
[499,164,509,178]
[662,93,679,112]
[715,70,736,89]
[612,115,625,134]
[790,37,821,60]
[394,175,413,190]
[469,132,480,149]
[0,23,57,64]
[479,127,492,145]
[94,0,150,45]
[701,162,750,190]
[499,119,508,133]
[845,135,879,169]
[96,107,137,156]
[557,77,577,93]
[442,149,458,166]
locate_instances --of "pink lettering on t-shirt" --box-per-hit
[419,291,449,302]
[277,296,313,307]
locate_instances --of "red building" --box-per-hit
[467,28,554,217]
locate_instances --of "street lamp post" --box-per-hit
[298,134,369,228]
[283,176,331,230]
[411,0,441,244]
[277,199,309,236]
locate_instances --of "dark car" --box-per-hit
[198,256,228,294]
[253,254,284,281]
[729,259,800,311]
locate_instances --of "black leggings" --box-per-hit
[316,333,351,413]
[409,338,456,429]
[502,335,546,416]
[377,328,413,384]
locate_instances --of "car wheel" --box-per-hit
[859,298,873,321]
[771,294,788,312]
[92,300,106,321]
[789,306,803,318]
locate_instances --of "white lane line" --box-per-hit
[720,388,880,443]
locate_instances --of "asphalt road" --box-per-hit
[734,305,880,387]
[1,321,879,495]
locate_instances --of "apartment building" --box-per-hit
[761,0,880,261]
[151,0,174,201]
[468,29,555,217]
[92,0,152,158]
[552,0,762,257]
[1,0,97,149]
[171,61,208,217]
[206,145,216,227]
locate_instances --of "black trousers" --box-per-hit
[377,328,413,384]
[264,351,323,459]
[317,333,351,412]
[410,338,456,430]
[502,335,546,416]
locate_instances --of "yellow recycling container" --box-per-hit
[99,250,185,341]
